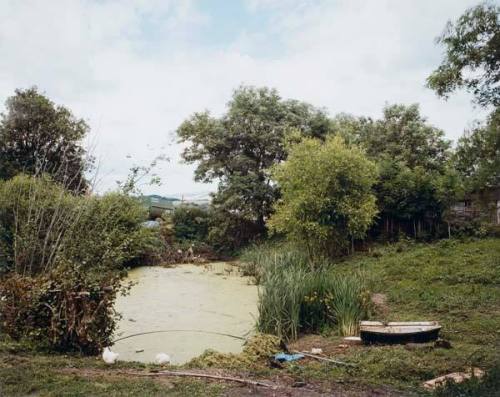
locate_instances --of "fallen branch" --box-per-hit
[292,350,356,367]
[121,370,276,388]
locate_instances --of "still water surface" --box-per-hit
[113,263,258,364]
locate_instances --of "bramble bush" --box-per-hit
[0,174,158,352]
[0,175,159,275]
[0,264,125,354]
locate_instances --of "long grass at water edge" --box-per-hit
[240,241,310,283]
[251,245,371,340]
[299,270,370,338]
[325,273,371,336]
[256,257,307,341]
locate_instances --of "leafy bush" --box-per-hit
[0,175,159,275]
[171,205,209,241]
[268,135,378,258]
[0,264,124,354]
[0,175,160,353]
[249,244,371,340]
[62,193,160,270]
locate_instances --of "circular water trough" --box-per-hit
[359,321,441,344]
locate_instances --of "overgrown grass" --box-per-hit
[2,238,499,395]
[244,243,371,340]
[239,240,308,283]
[244,238,500,393]
[0,346,224,397]
[328,237,500,391]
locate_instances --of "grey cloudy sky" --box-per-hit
[0,0,486,197]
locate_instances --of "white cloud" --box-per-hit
[0,0,486,196]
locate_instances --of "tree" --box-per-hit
[0,87,90,192]
[454,108,500,191]
[427,2,500,107]
[177,85,331,249]
[360,104,451,171]
[332,104,458,238]
[375,158,461,238]
[268,135,378,258]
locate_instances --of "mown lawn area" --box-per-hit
[1,238,499,396]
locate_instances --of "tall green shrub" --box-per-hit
[0,175,159,353]
[268,135,378,258]
[0,174,80,275]
[62,193,160,270]
[0,175,158,276]
[171,205,209,241]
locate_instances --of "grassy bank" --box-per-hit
[295,237,500,391]
[1,238,499,396]
[0,341,225,397]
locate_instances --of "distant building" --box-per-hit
[173,199,210,210]
[140,195,211,219]
[140,195,179,219]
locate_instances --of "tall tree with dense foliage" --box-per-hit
[454,108,500,191]
[268,135,378,258]
[177,85,331,250]
[359,104,451,171]
[427,2,499,198]
[0,87,90,192]
[332,104,458,238]
[427,2,499,107]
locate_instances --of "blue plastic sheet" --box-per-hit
[274,352,305,362]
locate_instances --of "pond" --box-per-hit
[113,263,258,364]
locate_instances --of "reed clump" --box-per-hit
[243,243,371,340]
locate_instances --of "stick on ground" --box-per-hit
[293,350,357,367]
[121,370,277,388]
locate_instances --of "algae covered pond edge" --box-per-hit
[113,262,258,364]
